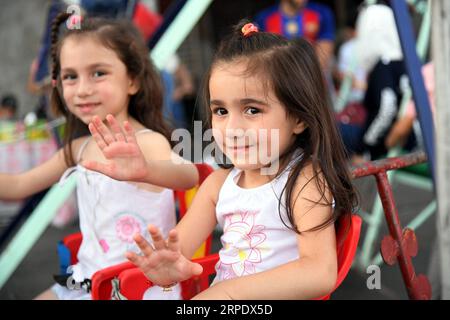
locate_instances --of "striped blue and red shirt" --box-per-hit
[254,2,335,43]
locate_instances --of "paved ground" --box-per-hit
[0,174,437,300]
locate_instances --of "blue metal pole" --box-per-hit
[390,0,436,183]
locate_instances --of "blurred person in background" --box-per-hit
[339,3,414,162]
[255,0,337,107]
[255,0,335,71]
[385,61,435,150]
[0,94,18,121]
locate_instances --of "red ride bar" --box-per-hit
[350,151,432,300]
[351,151,427,179]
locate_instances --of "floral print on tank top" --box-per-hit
[216,210,267,280]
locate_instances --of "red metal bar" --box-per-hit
[375,171,431,299]
[350,151,432,300]
[351,151,427,179]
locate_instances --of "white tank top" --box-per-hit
[60,130,176,283]
[212,160,301,284]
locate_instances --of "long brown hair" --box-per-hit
[50,13,171,166]
[201,20,358,234]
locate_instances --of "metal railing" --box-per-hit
[352,151,432,300]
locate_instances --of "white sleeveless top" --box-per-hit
[60,130,176,284]
[212,161,301,284]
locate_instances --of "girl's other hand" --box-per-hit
[126,225,203,286]
[83,114,149,181]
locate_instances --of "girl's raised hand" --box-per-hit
[83,115,149,181]
[126,225,203,286]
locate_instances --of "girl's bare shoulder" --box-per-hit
[207,167,232,184]
[134,129,170,152]
[70,136,92,161]
[200,167,232,204]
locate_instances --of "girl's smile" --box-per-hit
[76,102,101,114]
[226,144,253,154]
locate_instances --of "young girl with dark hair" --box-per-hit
[120,19,359,299]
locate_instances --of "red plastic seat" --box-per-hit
[94,214,361,300]
[115,253,220,300]
[317,214,362,300]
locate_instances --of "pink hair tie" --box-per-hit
[241,23,259,37]
[67,14,82,30]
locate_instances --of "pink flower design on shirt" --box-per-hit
[99,239,110,253]
[116,215,141,243]
[217,210,266,280]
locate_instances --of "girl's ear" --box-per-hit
[293,120,307,135]
[127,77,140,95]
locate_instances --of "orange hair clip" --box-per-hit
[241,23,259,37]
